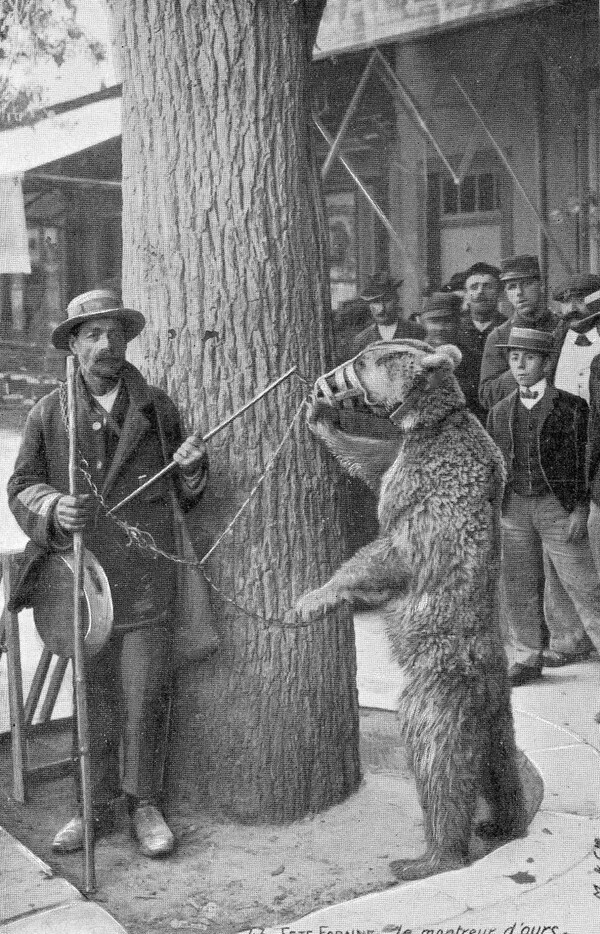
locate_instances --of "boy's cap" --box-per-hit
[500,255,541,282]
[497,326,555,354]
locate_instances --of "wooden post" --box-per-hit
[2,554,27,803]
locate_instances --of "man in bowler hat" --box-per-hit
[8,288,210,858]
[345,271,425,357]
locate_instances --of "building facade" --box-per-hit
[1,1,598,395]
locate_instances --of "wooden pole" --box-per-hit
[66,356,95,894]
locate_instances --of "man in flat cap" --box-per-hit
[345,271,425,357]
[8,288,212,858]
[479,254,556,411]
[419,291,484,421]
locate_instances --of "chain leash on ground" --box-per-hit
[60,383,322,628]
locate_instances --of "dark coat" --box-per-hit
[454,314,504,422]
[586,355,600,506]
[8,362,207,630]
[486,385,589,514]
[478,311,566,411]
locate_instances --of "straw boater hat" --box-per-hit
[497,327,555,355]
[30,548,113,658]
[52,288,146,351]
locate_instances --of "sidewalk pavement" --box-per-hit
[252,611,600,934]
[0,825,127,932]
[1,610,599,933]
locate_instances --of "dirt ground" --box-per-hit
[0,709,541,934]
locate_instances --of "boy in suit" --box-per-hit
[487,327,600,686]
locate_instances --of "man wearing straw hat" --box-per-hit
[8,288,211,858]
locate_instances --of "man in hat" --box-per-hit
[552,272,600,402]
[418,289,495,424]
[461,262,506,352]
[457,263,506,422]
[345,271,425,357]
[8,288,210,858]
[479,254,556,411]
[486,327,600,687]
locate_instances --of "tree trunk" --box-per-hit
[111,0,361,821]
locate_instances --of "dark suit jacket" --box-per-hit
[586,355,600,506]
[8,362,207,628]
[486,385,589,514]
[456,312,505,422]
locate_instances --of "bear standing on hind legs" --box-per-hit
[296,339,528,882]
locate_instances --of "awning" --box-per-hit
[314,0,556,59]
[0,96,121,178]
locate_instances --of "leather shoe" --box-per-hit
[51,813,113,853]
[542,648,593,668]
[508,663,543,687]
[131,804,174,858]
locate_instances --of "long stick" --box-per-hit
[108,365,298,516]
[67,356,96,894]
[374,50,460,186]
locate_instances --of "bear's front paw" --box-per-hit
[295,585,337,621]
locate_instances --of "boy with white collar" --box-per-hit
[487,327,600,687]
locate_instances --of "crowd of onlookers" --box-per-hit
[337,256,600,702]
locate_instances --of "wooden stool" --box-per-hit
[0,550,72,803]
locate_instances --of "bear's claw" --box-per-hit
[389,852,468,882]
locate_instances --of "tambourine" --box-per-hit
[30,548,113,658]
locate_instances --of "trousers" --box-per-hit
[73,625,173,813]
[501,491,600,668]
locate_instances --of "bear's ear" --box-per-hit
[420,344,462,372]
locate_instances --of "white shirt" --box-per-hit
[91,381,121,414]
[377,323,398,341]
[471,319,492,332]
[553,327,600,403]
[519,377,547,410]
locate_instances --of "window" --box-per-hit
[441,172,501,217]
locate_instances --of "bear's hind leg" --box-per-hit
[389,735,478,882]
[476,702,528,842]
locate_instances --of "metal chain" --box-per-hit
[58,382,319,628]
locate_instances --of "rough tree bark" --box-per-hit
[111,0,361,821]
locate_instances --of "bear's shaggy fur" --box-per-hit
[297,340,527,881]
